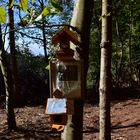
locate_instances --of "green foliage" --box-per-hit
[50,0,63,12]
[17,47,47,77]
[35,7,50,22]
[9,0,14,7]
[87,0,101,88]
[20,0,28,11]
[45,64,50,70]
[42,7,50,16]
[0,0,29,23]
[0,7,6,23]
[88,0,140,88]
[110,0,140,87]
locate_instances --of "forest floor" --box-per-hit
[0,87,140,140]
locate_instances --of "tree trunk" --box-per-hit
[99,0,112,139]
[128,3,133,87]
[40,0,48,64]
[0,24,16,130]
[114,19,124,87]
[8,0,20,100]
[61,0,93,140]
[42,20,48,63]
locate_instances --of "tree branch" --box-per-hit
[17,31,44,41]
[0,24,80,35]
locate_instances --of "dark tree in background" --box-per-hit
[38,0,49,64]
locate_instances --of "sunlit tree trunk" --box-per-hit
[61,0,93,140]
[99,0,112,139]
[0,24,16,130]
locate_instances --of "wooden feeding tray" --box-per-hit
[46,98,74,115]
[45,98,74,126]
[46,98,67,115]
[45,98,67,125]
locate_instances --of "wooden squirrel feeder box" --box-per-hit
[49,26,83,99]
[46,26,83,130]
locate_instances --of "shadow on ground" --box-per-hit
[0,127,61,140]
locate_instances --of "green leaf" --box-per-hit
[45,65,50,70]
[51,1,63,12]
[35,7,49,21]
[0,7,6,23]
[10,0,14,7]
[42,7,50,16]
[20,0,28,11]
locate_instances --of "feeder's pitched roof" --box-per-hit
[52,26,80,46]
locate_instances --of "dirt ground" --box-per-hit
[0,88,140,140]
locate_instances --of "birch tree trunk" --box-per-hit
[61,0,93,140]
[99,0,112,139]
